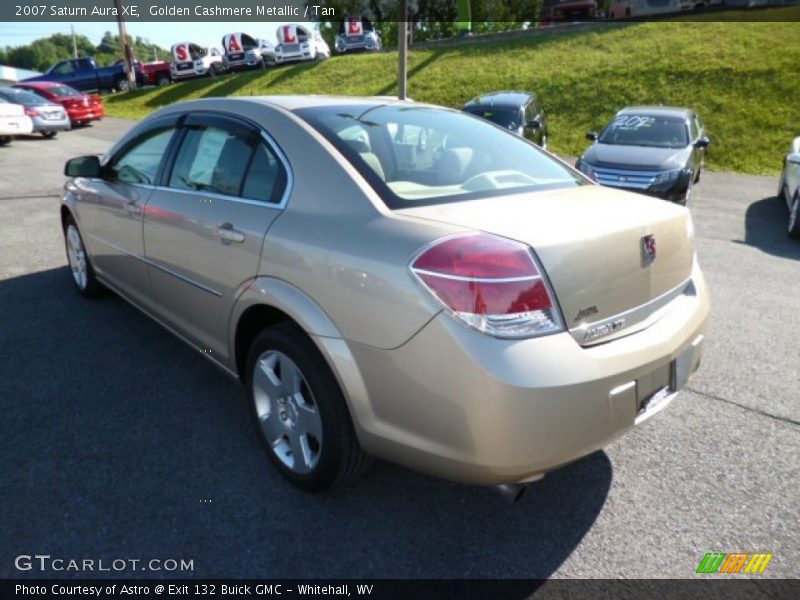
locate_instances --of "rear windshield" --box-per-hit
[0,88,52,106]
[40,84,80,98]
[598,114,689,149]
[296,104,585,209]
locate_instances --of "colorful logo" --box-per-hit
[696,552,773,574]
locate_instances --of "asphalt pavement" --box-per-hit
[0,119,797,580]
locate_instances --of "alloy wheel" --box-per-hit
[252,350,323,475]
[66,224,88,290]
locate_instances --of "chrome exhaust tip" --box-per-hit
[495,483,527,503]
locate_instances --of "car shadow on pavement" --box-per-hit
[1,267,612,582]
[738,195,800,260]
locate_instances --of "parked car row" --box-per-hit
[462,91,709,206]
[0,82,104,145]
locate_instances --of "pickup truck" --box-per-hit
[22,57,144,93]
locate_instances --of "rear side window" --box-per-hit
[168,124,288,203]
[169,126,254,196]
[241,143,287,203]
[107,127,176,185]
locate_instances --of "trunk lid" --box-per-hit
[397,185,695,343]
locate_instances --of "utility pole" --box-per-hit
[71,24,78,58]
[113,0,136,91]
[398,0,408,100]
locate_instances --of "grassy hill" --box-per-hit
[106,21,800,175]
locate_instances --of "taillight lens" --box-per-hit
[411,233,564,338]
[24,108,39,117]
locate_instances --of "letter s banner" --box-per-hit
[173,44,188,61]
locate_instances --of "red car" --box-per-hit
[539,0,598,25]
[13,81,104,127]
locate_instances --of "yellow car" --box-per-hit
[62,96,710,494]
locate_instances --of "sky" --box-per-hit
[0,21,306,51]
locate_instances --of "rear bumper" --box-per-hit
[66,106,104,124]
[0,115,33,135]
[602,172,694,204]
[31,114,71,133]
[334,262,710,485]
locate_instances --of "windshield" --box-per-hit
[598,114,689,149]
[463,106,523,131]
[297,104,585,208]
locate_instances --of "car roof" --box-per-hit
[617,106,693,119]
[464,91,535,109]
[236,95,417,112]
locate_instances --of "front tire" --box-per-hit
[246,323,370,491]
[64,217,103,297]
[788,191,800,240]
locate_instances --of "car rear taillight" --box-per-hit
[411,233,564,338]
[24,108,39,117]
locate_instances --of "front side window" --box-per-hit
[297,104,584,208]
[107,127,176,185]
[598,114,689,149]
[52,62,74,76]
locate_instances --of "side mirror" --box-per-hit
[65,155,102,178]
[694,137,710,149]
[586,131,598,142]
[526,119,541,129]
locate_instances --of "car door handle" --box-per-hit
[125,201,141,215]
[217,223,245,243]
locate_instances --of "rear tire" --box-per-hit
[0,136,11,146]
[41,131,57,139]
[157,75,170,86]
[115,77,130,93]
[246,322,370,491]
[789,191,800,240]
[63,217,103,297]
[680,178,693,206]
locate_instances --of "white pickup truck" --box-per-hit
[0,99,34,146]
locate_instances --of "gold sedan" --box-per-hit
[61,96,710,494]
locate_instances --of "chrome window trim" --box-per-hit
[570,277,694,346]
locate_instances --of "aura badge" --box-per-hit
[641,234,657,266]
